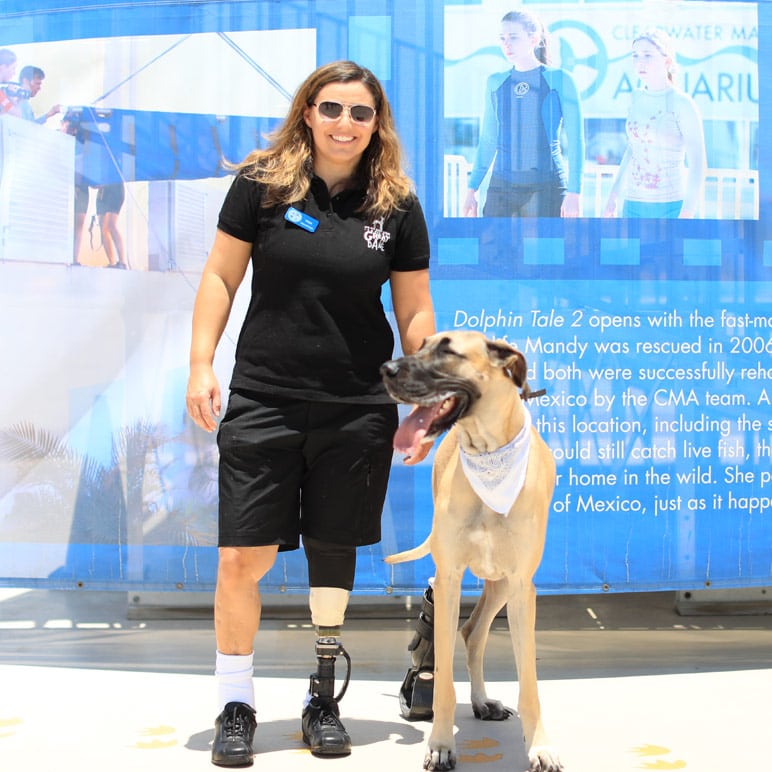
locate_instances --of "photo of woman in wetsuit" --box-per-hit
[462,9,584,218]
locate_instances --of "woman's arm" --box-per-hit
[603,146,632,217]
[389,268,436,464]
[553,69,585,197]
[676,95,707,218]
[464,72,507,216]
[390,268,436,356]
[186,229,252,432]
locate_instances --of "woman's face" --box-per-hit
[303,80,379,171]
[498,21,537,65]
[0,61,16,82]
[631,39,671,87]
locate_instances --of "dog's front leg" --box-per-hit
[463,579,513,721]
[424,569,462,771]
[507,580,563,772]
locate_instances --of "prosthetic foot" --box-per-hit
[399,585,435,721]
[302,636,352,756]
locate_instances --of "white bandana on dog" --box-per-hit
[459,409,532,515]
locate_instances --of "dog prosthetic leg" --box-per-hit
[399,585,435,720]
[302,631,353,755]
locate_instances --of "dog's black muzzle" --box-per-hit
[380,357,481,436]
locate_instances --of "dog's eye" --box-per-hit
[437,337,465,359]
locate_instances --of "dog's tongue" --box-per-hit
[394,404,441,457]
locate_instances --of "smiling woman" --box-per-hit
[302,81,379,193]
[184,58,436,766]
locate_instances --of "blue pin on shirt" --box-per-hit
[285,206,319,233]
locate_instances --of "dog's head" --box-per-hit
[380,331,532,457]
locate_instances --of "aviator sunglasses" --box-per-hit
[313,100,376,124]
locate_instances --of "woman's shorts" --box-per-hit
[216,391,399,550]
[96,183,125,215]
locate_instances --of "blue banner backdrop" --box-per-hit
[0,0,770,594]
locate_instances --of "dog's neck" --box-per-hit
[455,387,524,454]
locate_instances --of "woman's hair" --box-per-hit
[633,28,677,82]
[0,48,18,69]
[501,10,550,65]
[237,60,413,218]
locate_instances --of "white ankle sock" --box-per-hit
[215,651,255,711]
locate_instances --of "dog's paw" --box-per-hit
[471,699,514,721]
[528,745,563,771]
[423,745,456,771]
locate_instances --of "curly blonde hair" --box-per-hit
[236,60,414,219]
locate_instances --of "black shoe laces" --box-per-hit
[223,705,253,739]
[317,701,344,729]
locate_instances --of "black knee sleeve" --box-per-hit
[303,536,356,590]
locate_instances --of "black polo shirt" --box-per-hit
[217,172,431,403]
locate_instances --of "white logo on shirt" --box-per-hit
[363,217,391,251]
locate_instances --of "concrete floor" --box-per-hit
[1,588,771,771]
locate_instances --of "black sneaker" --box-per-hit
[301,696,352,756]
[212,701,256,767]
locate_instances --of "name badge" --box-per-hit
[285,206,319,233]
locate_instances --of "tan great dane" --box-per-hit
[381,331,562,772]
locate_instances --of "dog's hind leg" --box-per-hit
[506,580,563,772]
[461,579,514,721]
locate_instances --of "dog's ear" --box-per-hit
[486,340,527,387]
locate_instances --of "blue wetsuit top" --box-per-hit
[468,65,584,194]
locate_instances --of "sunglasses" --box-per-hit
[313,100,376,124]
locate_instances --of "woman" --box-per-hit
[185,60,435,766]
[462,9,584,218]
[604,29,706,219]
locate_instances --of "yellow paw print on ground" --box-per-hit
[459,736,504,764]
[0,717,23,739]
[633,743,687,769]
[134,725,178,750]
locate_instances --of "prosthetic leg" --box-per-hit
[302,584,354,756]
[399,584,435,721]
[302,633,353,755]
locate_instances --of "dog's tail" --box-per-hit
[384,538,431,565]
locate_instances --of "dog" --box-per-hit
[381,331,562,772]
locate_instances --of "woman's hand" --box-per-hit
[462,189,479,217]
[186,363,221,432]
[602,192,618,218]
[560,192,580,218]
